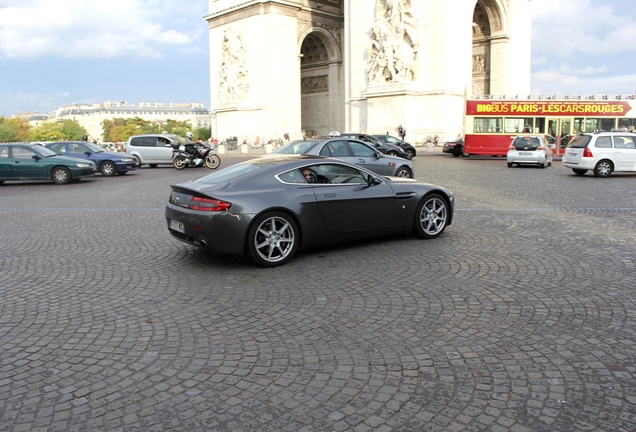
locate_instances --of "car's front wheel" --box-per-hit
[51,166,71,184]
[247,211,299,267]
[100,161,116,176]
[413,193,449,239]
[593,160,613,178]
[395,167,412,178]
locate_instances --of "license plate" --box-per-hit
[169,219,185,233]
[569,152,577,157]
[519,151,531,156]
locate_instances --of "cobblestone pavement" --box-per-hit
[1,149,635,432]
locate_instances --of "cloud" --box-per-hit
[531,0,636,94]
[0,0,201,59]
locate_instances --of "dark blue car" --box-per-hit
[45,141,138,176]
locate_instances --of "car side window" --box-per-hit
[328,140,350,157]
[48,143,65,154]
[277,169,306,184]
[70,143,85,153]
[12,147,37,159]
[613,136,636,149]
[595,136,612,148]
[0,147,9,158]
[349,141,376,157]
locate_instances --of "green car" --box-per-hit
[0,143,96,185]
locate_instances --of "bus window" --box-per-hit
[534,117,546,134]
[504,118,526,133]
[601,118,616,131]
[574,118,585,134]
[474,117,502,133]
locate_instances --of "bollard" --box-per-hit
[240,144,248,154]
[217,144,226,154]
[265,144,273,153]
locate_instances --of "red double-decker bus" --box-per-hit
[463,97,636,156]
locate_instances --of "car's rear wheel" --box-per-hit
[247,211,298,267]
[205,154,221,169]
[51,166,71,184]
[593,160,613,178]
[413,193,449,239]
[100,161,116,176]
[395,167,412,178]
[573,169,587,176]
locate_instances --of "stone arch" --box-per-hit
[299,27,343,137]
[471,0,507,96]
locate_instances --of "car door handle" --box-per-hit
[322,193,337,197]
[357,159,365,163]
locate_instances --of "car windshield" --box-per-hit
[567,135,592,148]
[84,142,105,153]
[31,146,59,157]
[275,140,319,154]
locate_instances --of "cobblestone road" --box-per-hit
[1,149,635,431]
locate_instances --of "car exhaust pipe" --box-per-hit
[200,239,208,248]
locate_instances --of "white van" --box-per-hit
[562,132,636,177]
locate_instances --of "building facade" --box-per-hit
[26,101,211,142]
[205,0,532,144]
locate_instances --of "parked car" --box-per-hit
[125,134,184,167]
[442,137,469,157]
[506,135,553,168]
[562,132,636,177]
[0,143,96,184]
[45,141,137,176]
[371,134,417,159]
[274,138,414,178]
[339,133,409,159]
[165,155,453,267]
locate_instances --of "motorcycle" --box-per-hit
[173,142,221,170]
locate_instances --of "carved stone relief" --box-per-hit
[367,0,419,83]
[301,75,329,93]
[218,29,249,102]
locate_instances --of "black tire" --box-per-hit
[405,149,415,160]
[395,167,412,178]
[100,161,116,176]
[413,193,449,239]
[133,156,142,168]
[173,156,187,170]
[247,211,298,267]
[573,169,587,176]
[387,151,398,157]
[149,164,158,168]
[452,153,461,158]
[205,154,221,169]
[593,160,613,178]
[51,166,71,185]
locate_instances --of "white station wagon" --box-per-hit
[562,132,636,177]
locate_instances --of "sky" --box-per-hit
[1,0,636,117]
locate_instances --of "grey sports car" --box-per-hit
[274,138,414,178]
[165,155,454,267]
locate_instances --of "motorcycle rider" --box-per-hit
[183,132,198,161]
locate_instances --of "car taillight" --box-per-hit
[583,147,593,158]
[509,144,514,149]
[188,196,231,211]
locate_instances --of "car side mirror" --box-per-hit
[32,155,41,160]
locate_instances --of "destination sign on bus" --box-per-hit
[466,100,632,117]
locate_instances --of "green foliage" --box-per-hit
[194,126,211,141]
[101,117,194,142]
[0,117,33,142]
[31,120,87,141]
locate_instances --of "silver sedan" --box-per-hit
[274,138,414,178]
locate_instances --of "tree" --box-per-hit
[194,126,211,142]
[31,120,87,141]
[0,117,32,142]
[101,117,193,142]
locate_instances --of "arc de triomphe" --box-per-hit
[205,0,531,143]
